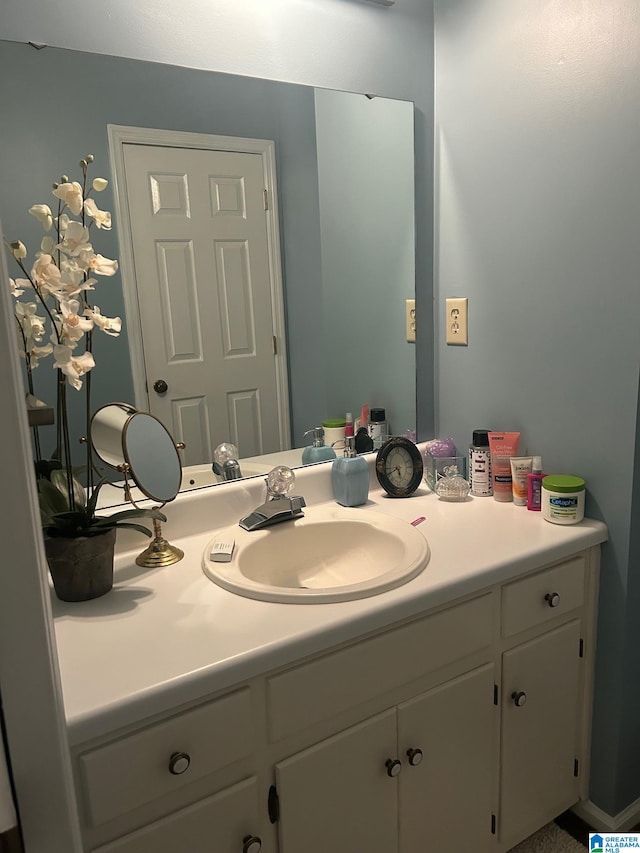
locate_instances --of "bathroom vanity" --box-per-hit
[51,462,607,852]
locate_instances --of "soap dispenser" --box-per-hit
[302,427,337,465]
[331,436,369,507]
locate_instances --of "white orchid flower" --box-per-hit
[31,253,62,296]
[9,240,27,260]
[57,258,96,296]
[78,249,118,276]
[15,301,47,347]
[28,204,53,231]
[52,181,83,216]
[24,342,54,368]
[39,235,56,255]
[83,198,112,230]
[52,344,95,390]
[56,221,91,257]
[10,278,28,297]
[84,305,122,337]
[56,299,94,344]
[92,177,108,192]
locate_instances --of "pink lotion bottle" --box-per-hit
[527,456,545,511]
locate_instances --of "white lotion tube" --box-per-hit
[510,457,533,506]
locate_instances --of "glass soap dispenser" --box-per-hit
[302,426,337,465]
[331,436,369,507]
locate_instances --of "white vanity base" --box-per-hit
[51,459,607,852]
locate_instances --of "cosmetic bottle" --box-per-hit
[368,408,388,449]
[302,427,337,465]
[345,412,354,439]
[468,430,492,497]
[331,436,369,507]
[527,456,545,511]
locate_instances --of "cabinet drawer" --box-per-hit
[79,688,253,827]
[267,593,493,741]
[501,557,586,637]
[94,776,261,852]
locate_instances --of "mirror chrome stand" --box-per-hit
[135,516,184,568]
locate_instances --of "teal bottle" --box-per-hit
[331,437,370,507]
[302,427,337,465]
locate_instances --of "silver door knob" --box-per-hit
[545,592,560,608]
[153,379,168,394]
[168,751,190,774]
[406,747,423,766]
[242,836,262,853]
[511,691,527,707]
[385,758,402,777]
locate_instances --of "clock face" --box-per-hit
[375,437,424,498]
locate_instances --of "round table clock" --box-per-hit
[375,436,424,498]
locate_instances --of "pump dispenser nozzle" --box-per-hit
[302,426,337,465]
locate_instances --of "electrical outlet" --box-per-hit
[445,297,468,345]
[405,299,416,342]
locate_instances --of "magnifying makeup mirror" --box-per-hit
[90,402,185,567]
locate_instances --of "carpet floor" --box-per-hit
[509,822,586,852]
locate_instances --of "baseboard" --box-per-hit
[572,796,640,832]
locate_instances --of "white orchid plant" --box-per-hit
[6,156,164,539]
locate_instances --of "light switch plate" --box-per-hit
[405,299,416,342]
[445,297,468,346]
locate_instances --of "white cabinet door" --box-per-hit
[275,709,399,853]
[398,663,496,853]
[499,619,582,847]
[94,777,266,853]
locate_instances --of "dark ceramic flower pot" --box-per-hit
[44,528,116,602]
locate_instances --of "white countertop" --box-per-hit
[52,460,607,746]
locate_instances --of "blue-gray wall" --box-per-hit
[434,0,640,816]
[315,89,416,435]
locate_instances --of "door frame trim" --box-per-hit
[107,123,291,451]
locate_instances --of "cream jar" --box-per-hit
[541,475,585,525]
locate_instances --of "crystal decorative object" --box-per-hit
[435,465,470,502]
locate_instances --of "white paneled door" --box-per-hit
[118,136,288,466]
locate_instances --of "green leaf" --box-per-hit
[50,469,87,509]
[94,507,167,525]
[103,521,154,537]
[86,478,106,517]
[39,478,70,516]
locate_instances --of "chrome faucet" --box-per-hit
[212,442,243,482]
[239,466,306,531]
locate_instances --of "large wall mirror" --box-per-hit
[0,39,416,490]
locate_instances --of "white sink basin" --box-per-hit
[202,506,430,603]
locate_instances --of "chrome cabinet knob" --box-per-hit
[406,747,423,767]
[511,691,527,707]
[385,758,402,777]
[545,592,560,608]
[153,379,168,394]
[242,835,262,853]
[168,751,191,775]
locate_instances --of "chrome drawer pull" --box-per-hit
[406,747,424,766]
[545,592,560,608]
[168,751,191,775]
[385,758,402,777]
[242,835,262,853]
[511,691,527,707]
